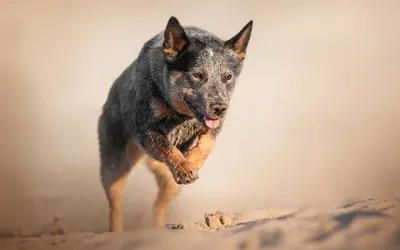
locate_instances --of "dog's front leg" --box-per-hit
[185,129,216,170]
[138,130,199,185]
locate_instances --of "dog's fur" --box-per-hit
[98,16,253,232]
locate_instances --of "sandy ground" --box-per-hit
[1,197,400,250]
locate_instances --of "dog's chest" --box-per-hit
[167,119,206,153]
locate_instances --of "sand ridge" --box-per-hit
[1,197,400,250]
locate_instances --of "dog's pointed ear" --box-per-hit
[225,20,253,60]
[163,16,190,61]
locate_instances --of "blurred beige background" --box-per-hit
[0,0,399,235]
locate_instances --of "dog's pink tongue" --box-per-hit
[204,118,220,129]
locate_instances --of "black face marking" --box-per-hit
[166,49,196,72]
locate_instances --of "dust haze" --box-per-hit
[0,0,399,235]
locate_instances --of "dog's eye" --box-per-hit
[226,75,232,81]
[193,73,202,79]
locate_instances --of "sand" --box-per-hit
[1,197,400,250]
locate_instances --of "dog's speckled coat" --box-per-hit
[98,16,253,232]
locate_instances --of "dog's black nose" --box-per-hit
[211,103,227,117]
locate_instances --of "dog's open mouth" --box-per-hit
[183,97,220,129]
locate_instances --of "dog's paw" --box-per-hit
[174,162,199,185]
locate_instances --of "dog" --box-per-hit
[98,16,253,232]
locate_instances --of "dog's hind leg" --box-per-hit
[100,140,144,232]
[146,158,181,227]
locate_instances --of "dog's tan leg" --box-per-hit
[101,140,144,232]
[146,158,181,227]
[185,129,216,170]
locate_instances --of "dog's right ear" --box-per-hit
[163,16,190,61]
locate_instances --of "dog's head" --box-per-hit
[162,16,253,129]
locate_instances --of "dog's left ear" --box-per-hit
[225,20,253,60]
[163,16,190,61]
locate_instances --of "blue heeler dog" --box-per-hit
[98,16,253,232]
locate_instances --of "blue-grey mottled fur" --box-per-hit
[98,17,252,230]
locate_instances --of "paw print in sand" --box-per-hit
[167,211,239,231]
[204,211,235,230]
